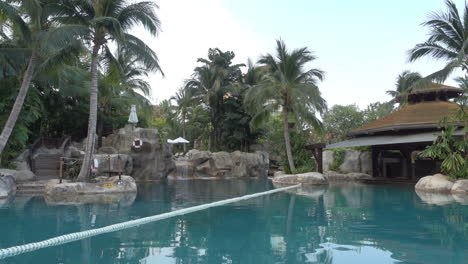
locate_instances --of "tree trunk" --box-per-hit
[0,50,39,159]
[283,108,296,172]
[77,44,100,182]
[97,110,104,148]
[182,113,187,153]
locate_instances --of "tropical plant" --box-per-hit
[386,71,422,104]
[408,0,468,83]
[245,39,327,171]
[0,0,81,159]
[171,87,197,152]
[63,0,163,181]
[185,48,244,150]
[420,123,467,179]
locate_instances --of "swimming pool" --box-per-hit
[0,179,467,263]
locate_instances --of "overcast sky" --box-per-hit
[140,0,465,109]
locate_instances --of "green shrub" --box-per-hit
[329,148,346,172]
[420,124,467,179]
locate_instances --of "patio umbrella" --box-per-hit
[167,137,190,144]
[128,105,138,124]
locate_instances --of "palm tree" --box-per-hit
[185,48,244,150]
[245,39,327,172]
[63,0,162,181]
[408,0,468,82]
[0,0,80,159]
[386,70,422,104]
[171,87,196,152]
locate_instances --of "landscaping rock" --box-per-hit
[274,171,286,177]
[0,175,16,198]
[186,149,212,165]
[1,167,36,182]
[186,150,269,178]
[415,174,454,193]
[451,180,468,195]
[98,146,118,154]
[94,154,133,176]
[272,172,328,185]
[45,175,137,198]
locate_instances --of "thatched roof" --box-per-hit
[397,83,464,103]
[351,101,462,136]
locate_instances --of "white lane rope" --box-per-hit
[0,184,300,259]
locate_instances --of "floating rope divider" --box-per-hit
[0,184,300,259]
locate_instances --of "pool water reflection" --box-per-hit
[0,179,467,264]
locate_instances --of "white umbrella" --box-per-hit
[128,105,138,124]
[167,137,190,144]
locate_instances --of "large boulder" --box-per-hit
[415,174,454,193]
[272,172,328,185]
[230,151,269,178]
[0,168,34,183]
[451,180,468,195]
[186,149,212,165]
[45,175,137,198]
[12,150,36,182]
[94,154,133,176]
[0,175,16,198]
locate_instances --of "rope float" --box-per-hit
[0,184,300,259]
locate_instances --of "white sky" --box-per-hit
[137,0,463,109]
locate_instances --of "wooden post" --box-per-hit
[59,159,63,184]
[316,148,323,173]
[371,146,379,178]
[108,155,111,178]
[118,155,122,181]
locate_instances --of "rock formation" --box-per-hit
[101,125,175,181]
[0,175,16,199]
[323,149,372,175]
[184,149,269,178]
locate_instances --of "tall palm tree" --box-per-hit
[63,0,162,181]
[185,48,244,150]
[408,0,468,82]
[171,87,195,152]
[386,70,422,104]
[0,0,80,159]
[245,40,327,172]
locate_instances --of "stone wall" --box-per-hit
[323,149,372,175]
[185,150,269,178]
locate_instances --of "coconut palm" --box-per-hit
[62,0,163,181]
[386,70,423,104]
[171,87,196,152]
[185,48,244,150]
[408,0,468,82]
[245,39,327,172]
[0,0,81,159]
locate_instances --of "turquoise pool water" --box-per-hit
[0,179,467,264]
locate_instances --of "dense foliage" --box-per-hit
[420,124,467,179]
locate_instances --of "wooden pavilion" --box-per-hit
[325,84,465,179]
